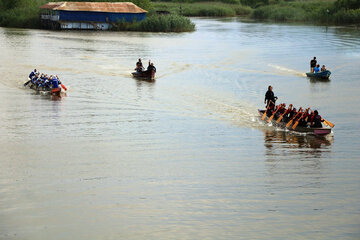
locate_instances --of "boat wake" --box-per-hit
[268,64,306,77]
[169,87,260,129]
[156,63,192,79]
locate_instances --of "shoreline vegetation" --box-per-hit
[0,0,359,32]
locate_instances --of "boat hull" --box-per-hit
[25,80,62,97]
[258,110,332,136]
[306,70,331,79]
[132,69,155,80]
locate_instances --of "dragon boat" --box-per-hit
[24,78,64,97]
[258,109,332,136]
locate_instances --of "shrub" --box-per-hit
[333,8,360,24]
[113,14,195,32]
[137,14,195,32]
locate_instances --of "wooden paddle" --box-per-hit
[276,105,292,123]
[24,78,31,86]
[268,104,281,123]
[261,101,273,120]
[292,108,309,130]
[286,108,302,128]
[323,119,335,128]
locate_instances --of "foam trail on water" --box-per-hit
[268,64,306,77]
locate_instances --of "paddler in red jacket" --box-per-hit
[310,110,324,128]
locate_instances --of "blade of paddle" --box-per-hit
[268,106,281,123]
[261,111,267,120]
[267,113,276,122]
[292,121,300,130]
[286,120,293,128]
[324,119,334,128]
[276,114,285,123]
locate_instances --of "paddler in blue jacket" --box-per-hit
[51,75,61,94]
[29,69,37,79]
[31,73,39,84]
[51,76,59,88]
[24,69,37,86]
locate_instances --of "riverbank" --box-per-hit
[153,0,360,25]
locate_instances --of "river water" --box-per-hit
[0,18,359,239]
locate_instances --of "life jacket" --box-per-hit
[52,77,59,88]
[313,115,322,127]
[29,71,35,79]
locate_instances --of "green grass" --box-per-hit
[113,14,196,32]
[153,2,252,17]
[251,0,360,25]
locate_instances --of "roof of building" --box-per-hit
[41,2,147,13]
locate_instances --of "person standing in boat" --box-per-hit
[264,85,277,110]
[310,57,317,72]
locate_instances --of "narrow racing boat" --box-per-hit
[24,78,63,97]
[132,69,155,81]
[258,109,332,136]
[306,70,331,79]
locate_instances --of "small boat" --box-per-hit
[132,69,155,81]
[258,109,332,136]
[306,70,331,79]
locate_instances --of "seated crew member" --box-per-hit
[275,103,285,119]
[147,60,156,72]
[277,103,286,118]
[310,110,323,128]
[314,64,320,73]
[282,104,293,122]
[24,69,38,86]
[135,59,143,72]
[56,75,61,84]
[51,76,58,88]
[298,108,310,127]
[288,107,297,120]
[31,73,39,84]
[321,65,326,71]
[279,103,286,114]
[42,75,50,90]
[29,69,37,79]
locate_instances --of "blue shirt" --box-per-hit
[314,67,320,73]
[29,71,35,79]
[52,78,59,88]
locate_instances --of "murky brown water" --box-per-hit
[0,18,359,239]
